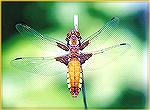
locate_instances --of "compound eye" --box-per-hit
[76,32,80,37]
[65,38,69,41]
[67,33,71,39]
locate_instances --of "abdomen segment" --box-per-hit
[67,58,82,97]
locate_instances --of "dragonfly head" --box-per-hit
[66,29,81,46]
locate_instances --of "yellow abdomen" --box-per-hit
[67,58,82,97]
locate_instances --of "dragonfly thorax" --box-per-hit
[69,46,80,58]
[66,29,81,46]
[69,35,80,46]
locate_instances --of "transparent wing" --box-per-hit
[16,24,67,52]
[81,17,119,52]
[82,43,131,72]
[11,56,67,76]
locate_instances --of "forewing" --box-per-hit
[16,24,67,52]
[82,43,131,72]
[81,17,119,51]
[11,56,67,76]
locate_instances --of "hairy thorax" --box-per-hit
[69,46,80,58]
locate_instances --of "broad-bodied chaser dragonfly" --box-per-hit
[11,15,130,109]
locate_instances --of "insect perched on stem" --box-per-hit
[11,15,130,110]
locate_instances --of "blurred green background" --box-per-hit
[2,2,148,109]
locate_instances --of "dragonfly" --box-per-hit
[11,15,130,109]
